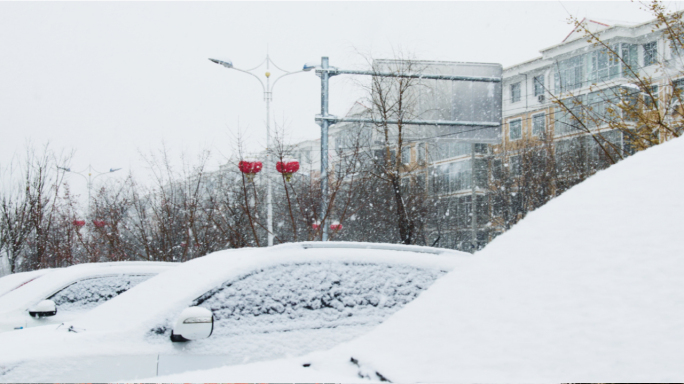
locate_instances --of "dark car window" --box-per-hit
[190,262,446,336]
[48,274,152,312]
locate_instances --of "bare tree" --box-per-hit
[360,53,427,245]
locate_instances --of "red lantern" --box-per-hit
[312,221,320,230]
[238,159,263,182]
[276,159,300,182]
[330,222,343,231]
[72,220,86,227]
[92,220,106,228]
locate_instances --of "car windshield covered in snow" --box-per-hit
[149,261,445,338]
[49,274,153,312]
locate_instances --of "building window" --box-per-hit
[533,75,545,96]
[401,146,411,165]
[645,85,659,110]
[509,119,522,140]
[431,141,472,161]
[417,143,426,163]
[429,160,473,195]
[621,43,638,76]
[532,113,546,136]
[588,44,621,83]
[509,155,521,177]
[555,95,585,136]
[511,82,521,103]
[643,41,658,66]
[554,55,584,92]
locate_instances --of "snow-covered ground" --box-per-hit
[146,136,684,382]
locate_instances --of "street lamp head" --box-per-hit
[58,166,71,172]
[109,168,122,173]
[209,58,233,69]
[303,63,317,72]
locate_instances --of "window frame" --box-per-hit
[532,113,546,137]
[511,82,521,103]
[533,75,545,96]
[643,41,658,67]
[509,118,523,141]
[401,146,411,165]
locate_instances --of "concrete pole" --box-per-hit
[320,57,330,241]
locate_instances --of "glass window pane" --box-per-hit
[532,113,546,136]
[509,119,522,140]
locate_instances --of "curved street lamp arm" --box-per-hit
[230,67,266,94]
[243,57,268,72]
[268,58,294,74]
[91,170,120,181]
[58,167,89,183]
[271,69,309,93]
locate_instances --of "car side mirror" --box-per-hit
[28,300,57,318]
[170,306,214,342]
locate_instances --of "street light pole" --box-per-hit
[265,59,274,247]
[209,56,313,246]
[57,165,122,216]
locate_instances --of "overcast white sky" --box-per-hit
[0,1,674,194]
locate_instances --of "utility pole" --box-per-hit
[319,57,330,241]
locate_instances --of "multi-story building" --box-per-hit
[492,16,681,238]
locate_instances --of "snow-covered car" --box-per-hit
[0,242,467,382]
[0,269,52,298]
[0,261,176,333]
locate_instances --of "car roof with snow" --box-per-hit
[0,261,177,313]
[75,242,467,335]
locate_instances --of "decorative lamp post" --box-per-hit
[276,159,300,182]
[238,159,263,182]
[57,165,122,216]
[209,56,314,246]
